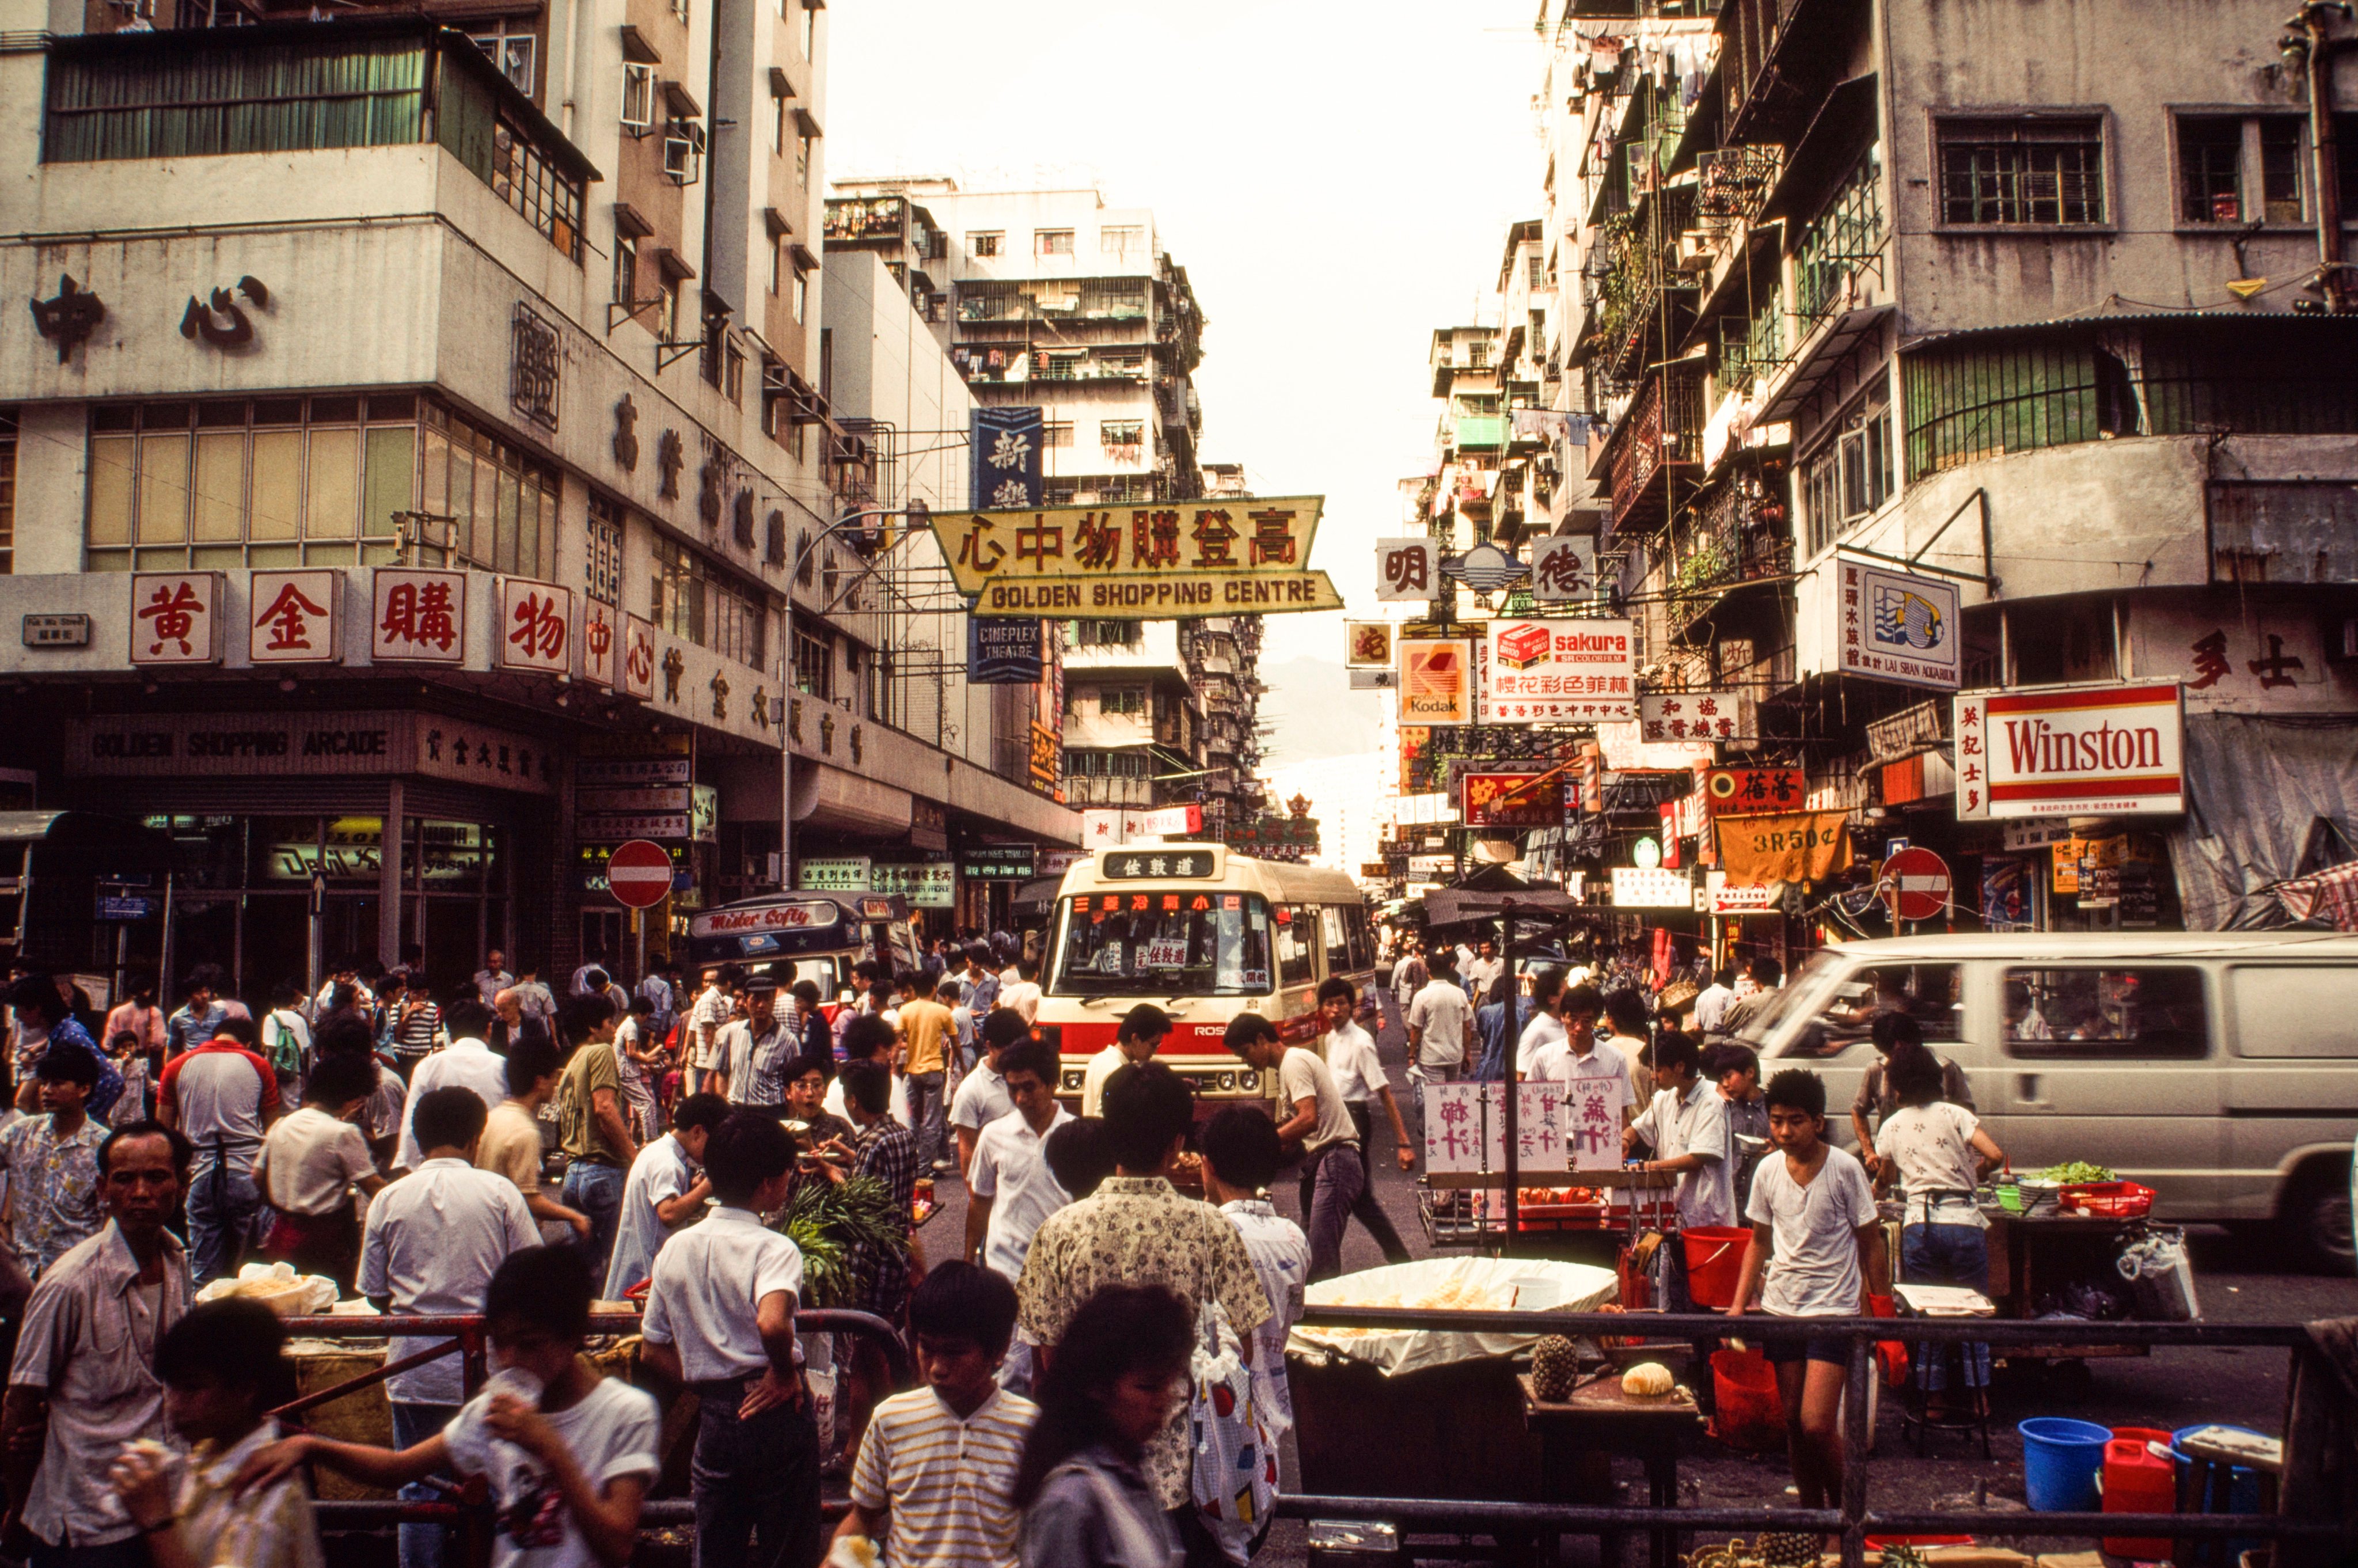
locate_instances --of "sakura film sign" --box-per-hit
[247,570,340,665]
[1484,618,1635,722]
[498,577,573,677]
[371,570,466,665]
[130,573,223,666]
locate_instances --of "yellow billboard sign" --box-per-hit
[933,498,1342,618]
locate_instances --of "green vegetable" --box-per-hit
[772,1174,912,1308]
[2037,1161,2115,1184]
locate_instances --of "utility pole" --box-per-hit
[2283,2,2354,313]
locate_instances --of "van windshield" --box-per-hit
[1050,891,1275,997]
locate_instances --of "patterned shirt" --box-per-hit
[0,1114,108,1278]
[164,1418,324,1568]
[846,1118,918,1319]
[1016,1176,1272,1509]
[850,1385,1038,1568]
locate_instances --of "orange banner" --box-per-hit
[1714,811,1851,887]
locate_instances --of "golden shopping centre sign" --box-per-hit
[932,498,1343,618]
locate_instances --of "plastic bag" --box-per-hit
[1189,1303,1275,1565]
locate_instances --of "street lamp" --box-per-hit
[776,503,935,892]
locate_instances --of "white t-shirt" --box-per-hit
[1278,1047,1357,1156]
[1078,1045,1126,1118]
[1323,1020,1385,1104]
[970,1107,1074,1282]
[640,1208,804,1383]
[259,1106,375,1217]
[949,1065,1013,1134]
[1628,1079,1734,1229]
[442,1375,661,1568]
[998,981,1042,1024]
[1514,1012,1567,1077]
[1745,1145,1879,1318]
[1876,1102,1987,1229]
[1406,981,1471,1068]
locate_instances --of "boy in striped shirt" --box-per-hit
[834,1262,1037,1568]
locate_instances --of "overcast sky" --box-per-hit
[826,0,1544,674]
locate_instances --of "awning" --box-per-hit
[1011,876,1062,916]
[1760,303,1892,424]
[789,765,913,841]
[1761,74,1879,227]
[1417,888,1592,931]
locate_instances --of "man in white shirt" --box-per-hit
[1316,978,1411,1265]
[685,969,735,1098]
[469,950,514,1010]
[1693,965,1738,1036]
[359,1085,536,1568]
[1388,944,1427,1031]
[637,965,677,1043]
[392,998,508,1174]
[1514,967,1571,1079]
[1227,1013,1362,1282]
[1077,1004,1169,1118]
[1623,1032,1734,1310]
[965,1037,1074,1284]
[604,1092,724,1299]
[951,1009,1026,1180]
[996,958,1042,1025]
[1460,938,1504,1001]
[1404,955,1472,1137]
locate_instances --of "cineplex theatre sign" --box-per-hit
[933,497,1343,617]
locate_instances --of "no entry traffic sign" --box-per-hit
[1881,845,1951,924]
[606,839,675,909]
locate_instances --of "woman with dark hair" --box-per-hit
[1470,970,1525,1084]
[1014,1283,1193,1568]
[1875,1042,2004,1402]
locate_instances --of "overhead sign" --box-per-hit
[1101,847,1220,879]
[971,407,1045,508]
[1954,682,2186,819]
[1700,870,1778,916]
[1373,538,1438,602]
[1881,845,1952,922]
[497,576,573,677]
[689,899,845,939]
[247,570,340,665]
[1398,639,1474,726]
[606,840,675,909]
[1715,810,1851,887]
[1611,866,1693,908]
[935,498,1344,618]
[1485,618,1635,723]
[960,844,1037,880]
[870,861,955,909]
[68,711,553,796]
[1137,803,1204,837]
[1838,559,1961,690]
[798,857,871,891]
[1346,621,1393,667]
[130,572,224,666]
[1703,766,1805,815]
[1349,667,1399,690]
[967,616,1044,684]
[1461,770,1569,829]
[1529,534,1598,601]
[1639,690,1755,747]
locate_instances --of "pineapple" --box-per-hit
[1757,1531,1821,1568]
[1532,1335,1578,1400]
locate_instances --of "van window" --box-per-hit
[1346,904,1376,971]
[2227,967,2351,1057]
[1761,961,1962,1059]
[1276,905,1318,988]
[1321,906,1351,976]
[2003,967,2209,1058]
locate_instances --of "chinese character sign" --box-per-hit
[970,407,1043,510]
[1517,1083,1566,1171]
[1461,770,1569,829]
[1484,618,1635,722]
[498,578,573,676]
[1566,1072,1629,1171]
[1372,537,1438,602]
[247,570,339,665]
[621,614,657,699]
[371,570,466,665]
[579,598,617,688]
[1838,560,1961,691]
[1529,534,1597,602]
[1640,690,1756,747]
[130,573,222,665]
[1422,1083,1486,1172]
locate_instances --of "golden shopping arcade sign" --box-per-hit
[933,497,1343,618]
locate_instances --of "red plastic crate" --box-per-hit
[2061,1180,2155,1218]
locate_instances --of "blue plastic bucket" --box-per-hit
[2019,1418,2111,1512]
[2169,1423,2268,1557]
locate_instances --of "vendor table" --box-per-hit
[1520,1371,1702,1568]
[1982,1213,2152,1361]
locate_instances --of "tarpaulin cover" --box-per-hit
[2168,712,2358,929]
[1287,1255,1617,1377]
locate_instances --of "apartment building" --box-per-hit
[1537,0,2358,932]
[0,0,1075,993]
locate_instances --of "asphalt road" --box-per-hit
[923,1002,2358,1565]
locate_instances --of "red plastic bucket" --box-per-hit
[1683,1226,1752,1309]
[1709,1347,1786,1452]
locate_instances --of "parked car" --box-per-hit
[1734,933,2358,1270]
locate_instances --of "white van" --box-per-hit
[1734,933,2358,1270]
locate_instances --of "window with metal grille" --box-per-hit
[969,231,1002,258]
[1796,145,1885,324]
[1902,337,2100,482]
[1100,688,1145,716]
[2260,118,2304,223]
[1799,378,1894,555]
[2178,116,2245,222]
[1938,117,2105,225]
[1036,229,1075,256]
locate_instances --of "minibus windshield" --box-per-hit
[1050,891,1275,997]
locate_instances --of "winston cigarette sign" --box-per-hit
[1954,683,2186,819]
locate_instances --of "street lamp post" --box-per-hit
[777,504,932,893]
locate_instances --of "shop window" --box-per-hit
[2002,967,2209,1058]
[1937,116,2105,225]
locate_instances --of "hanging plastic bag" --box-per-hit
[1189,1303,1277,1565]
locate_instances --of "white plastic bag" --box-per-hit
[1189,1304,1276,1564]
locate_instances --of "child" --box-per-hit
[1198,1107,1309,1440]
[1727,1068,1887,1515]
[834,1263,1037,1568]
[111,1298,321,1568]
[1011,1284,1193,1568]
[601,1091,726,1300]
[0,1045,109,1280]
[639,1111,818,1568]
[237,1246,659,1568]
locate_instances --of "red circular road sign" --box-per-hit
[1882,846,1952,924]
[605,840,675,909]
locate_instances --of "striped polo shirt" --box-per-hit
[849,1384,1038,1568]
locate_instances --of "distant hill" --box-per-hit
[1255,657,1385,765]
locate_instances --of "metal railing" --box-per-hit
[1288,1305,2350,1568]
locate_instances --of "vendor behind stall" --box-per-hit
[1623,1034,1734,1307]
[1874,1040,2004,1398]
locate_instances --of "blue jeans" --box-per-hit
[1902,1222,1992,1389]
[391,1399,460,1568]
[690,1377,821,1568]
[185,1157,263,1284]
[906,1070,947,1168]
[1296,1143,1366,1284]
[561,1161,626,1286]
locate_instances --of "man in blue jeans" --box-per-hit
[553,992,634,1285]
[1225,1012,1365,1282]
